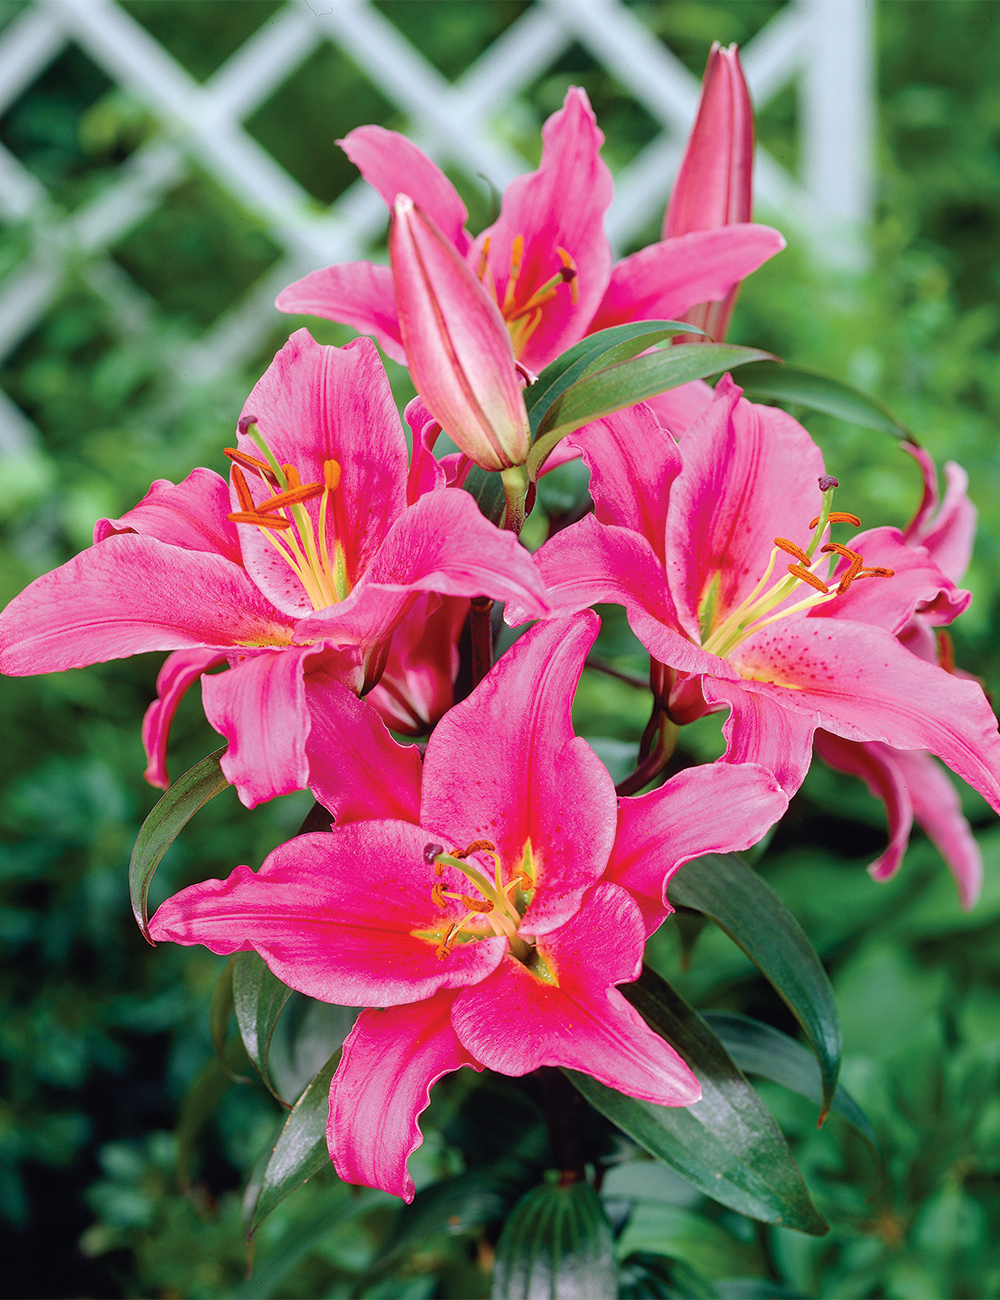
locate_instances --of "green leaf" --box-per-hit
[129,746,229,943]
[703,1012,879,1161]
[526,344,773,477]
[461,463,509,527]
[568,968,828,1234]
[232,951,294,1102]
[491,1180,618,1300]
[209,955,250,1083]
[735,361,914,442]
[669,854,841,1122]
[525,321,702,433]
[247,1047,342,1233]
[618,1250,720,1300]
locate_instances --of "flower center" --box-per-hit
[700,477,895,659]
[225,419,350,612]
[477,234,578,357]
[423,838,536,964]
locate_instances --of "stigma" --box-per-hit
[700,478,894,658]
[224,423,349,612]
[477,234,578,357]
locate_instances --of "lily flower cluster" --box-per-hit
[1,45,997,1204]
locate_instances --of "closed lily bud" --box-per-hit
[389,194,531,472]
[665,42,755,340]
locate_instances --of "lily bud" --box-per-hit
[665,42,754,341]
[389,194,531,472]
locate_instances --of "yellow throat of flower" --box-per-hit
[700,479,895,659]
[225,422,350,612]
[478,234,578,358]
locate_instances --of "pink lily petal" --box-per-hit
[608,763,788,931]
[451,883,701,1106]
[665,43,754,238]
[0,535,291,675]
[142,648,227,789]
[390,197,530,472]
[896,616,940,665]
[404,397,447,503]
[304,673,423,824]
[295,488,550,652]
[894,747,982,909]
[589,225,785,335]
[94,468,242,564]
[522,513,739,682]
[729,618,1000,812]
[810,526,969,634]
[339,125,471,253]
[235,332,408,615]
[663,377,825,642]
[474,88,613,371]
[919,462,977,585]
[422,614,617,934]
[275,263,405,365]
[148,820,506,1003]
[701,676,820,798]
[363,592,467,737]
[328,991,481,1203]
[202,645,320,806]
[568,404,681,560]
[814,731,913,883]
[902,444,940,541]
[644,380,715,437]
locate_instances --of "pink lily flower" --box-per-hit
[276,88,784,385]
[516,380,1000,827]
[0,330,549,808]
[148,613,788,1201]
[389,195,531,473]
[815,446,983,907]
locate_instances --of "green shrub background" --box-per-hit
[1,2,999,1296]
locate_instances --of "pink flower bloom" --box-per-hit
[149,613,787,1201]
[815,447,983,907]
[664,42,754,344]
[389,196,531,472]
[518,380,1000,829]
[0,331,549,808]
[276,88,784,383]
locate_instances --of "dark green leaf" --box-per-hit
[527,345,773,477]
[209,955,249,1082]
[568,968,827,1234]
[232,951,294,1102]
[491,1180,618,1300]
[703,1012,879,1160]
[461,463,508,527]
[129,746,229,942]
[618,1251,720,1300]
[525,321,702,433]
[669,854,841,1122]
[248,1047,342,1232]
[735,361,914,441]
[176,1036,246,1190]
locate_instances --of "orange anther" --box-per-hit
[821,542,862,561]
[454,839,496,860]
[515,870,533,890]
[227,511,292,530]
[476,236,491,281]
[937,629,956,674]
[283,464,301,489]
[324,459,341,492]
[774,537,811,566]
[809,511,862,530]
[836,554,864,594]
[256,483,324,513]
[855,566,895,579]
[461,895,494,914]
[224,447,280,486]
[230,463,255,513]
[787,563,830,595]
[431,882,448,909]
[557,246,579,304]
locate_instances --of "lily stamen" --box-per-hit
[787,563,830,594]
[775,537,812,566]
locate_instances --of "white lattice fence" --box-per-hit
[0,0,874,456]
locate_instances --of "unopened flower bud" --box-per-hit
[389,195,531,472]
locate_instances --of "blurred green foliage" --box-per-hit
[1,1,1000,1296]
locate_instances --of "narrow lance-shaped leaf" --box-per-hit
[526,344,773,479]
[209,956,250,1083]
[669,853,841,1122]
[129,746,229,943]
[233,950,294,1103]
[568,966,828,1235]
[247,1047,342,1233]
[735,360,914,442]
[703,1012,880,1165]
[525,320,704,433]
[491,1181,618,1300]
